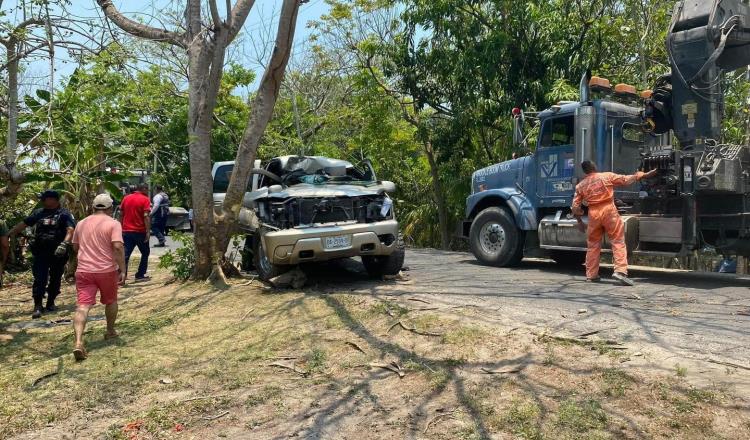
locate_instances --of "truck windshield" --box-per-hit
[539,116,575,147]
[212,164,253,193]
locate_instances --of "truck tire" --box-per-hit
[550,250,585,267]
[240,234,255,272]
[469,207,524,267]
[362,238,405,278]
[253,233,289,281]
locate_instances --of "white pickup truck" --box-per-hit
[212,155,404,281]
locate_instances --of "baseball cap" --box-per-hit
[40,190,60,200]
[93,194,114,209]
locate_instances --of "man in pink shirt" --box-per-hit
[71,194,126,361]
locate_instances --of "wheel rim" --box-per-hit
[479,222,505,255]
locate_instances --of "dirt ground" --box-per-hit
[1,251,749,439]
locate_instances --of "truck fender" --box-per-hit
[465,189,537,231]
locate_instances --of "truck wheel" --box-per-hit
[550,251,585,267]
[240,234,255,272]
[469,207,524,267]
[253,233,289,281]
[362,238,405,278]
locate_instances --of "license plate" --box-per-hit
[324,235,351,249]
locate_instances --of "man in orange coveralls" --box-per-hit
[571,160,657,286]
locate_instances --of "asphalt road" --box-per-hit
[149,234,750,386]
[302,249,750,390]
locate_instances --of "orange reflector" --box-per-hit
[589,76,612,91]
[640,89,653,99]
[614,83,638,96]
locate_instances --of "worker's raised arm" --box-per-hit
[608,169,657,187]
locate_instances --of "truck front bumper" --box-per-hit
[262,220,400,265]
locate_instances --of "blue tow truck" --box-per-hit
[461,0,750,268]
[461,80,650,267]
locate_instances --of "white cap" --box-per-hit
[93,194,114,209]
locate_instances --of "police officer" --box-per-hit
[9,190,76,318]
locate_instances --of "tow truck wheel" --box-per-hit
[469,207,524,267]
[252,233,289,281]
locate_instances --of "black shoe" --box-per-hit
[613,272,635,286]
[586,277,601,283]
[154,243,167,248]
[45,302,58,312]
[32,307,43,319]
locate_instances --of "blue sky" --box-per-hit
[15,0,330,87]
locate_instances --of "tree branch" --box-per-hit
[209,0,223,29]
[96,0,186,48]
[227,0,256,43]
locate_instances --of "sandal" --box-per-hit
[104,332,119,341]
[73,346,87,361]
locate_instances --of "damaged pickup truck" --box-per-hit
[212,155,404,281]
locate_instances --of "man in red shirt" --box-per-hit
[119,183,151,281]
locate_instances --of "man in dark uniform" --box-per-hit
[0,219,9,288]
[9,190,76,318]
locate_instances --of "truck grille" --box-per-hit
[263,195,389,228]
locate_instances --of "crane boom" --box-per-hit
[646,0,750,146]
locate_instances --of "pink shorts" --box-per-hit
[76,271,119,305]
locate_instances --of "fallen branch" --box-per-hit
[269,361,307,376]
[706,358,750,371]
[577,327,618,338]
[481,366,523,375]
[424,408,459,434]
[407,297,431,304]
[179,394,226,403]
[203,410,229,421]
[345,341,368,355]
[31,371,58,388]
[387,320,443,337]
[369,361,405,378]
[239,308,255,321]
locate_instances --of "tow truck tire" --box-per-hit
[362,239,405,278]
[469,207,524,267]
[253,233,289,281]
[550,251,585,267]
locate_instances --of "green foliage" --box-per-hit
[557,398,608,432]
[158,233,195,280]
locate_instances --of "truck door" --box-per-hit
[536,115,577,208]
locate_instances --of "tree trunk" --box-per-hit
[217,0,301,254]
[0,41,24,201]
[423,139,451,250]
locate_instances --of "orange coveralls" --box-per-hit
[572,172,645,279]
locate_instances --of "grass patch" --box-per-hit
[501,399,543,440]
[442,325,484,345]
[246,385,283,407]
[600,368,634,397]
[364,300,408,319]
[675,364,687,377]
[543,344,557,366]
[557,398,608,432]
[304,348,327,374]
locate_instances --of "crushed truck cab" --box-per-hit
[212,156,404,281]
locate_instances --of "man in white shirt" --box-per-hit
[150,186,170,247]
